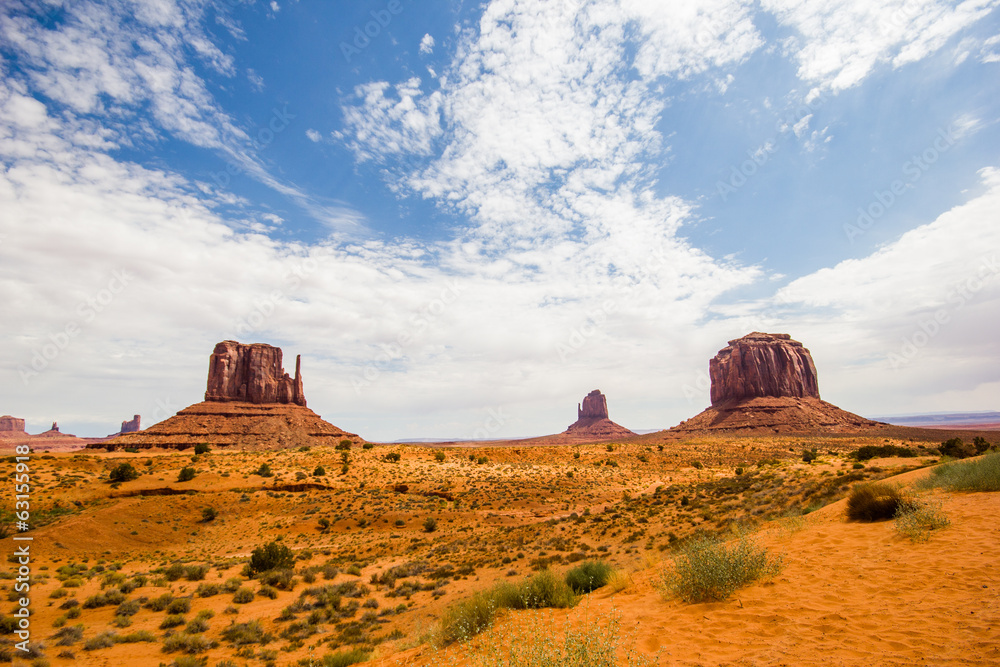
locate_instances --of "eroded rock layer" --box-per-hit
[205,341,306,406]
[710,332,819,405]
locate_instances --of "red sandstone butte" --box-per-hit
[566,389,635,439]
[710,332,819,404]
[205,341,306,406]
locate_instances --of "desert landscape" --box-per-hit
[3,3,999,666]
[2,334,997,666]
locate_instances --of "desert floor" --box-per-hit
[1,432,996,666]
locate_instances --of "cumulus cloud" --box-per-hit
[419,33,435,55]
[761,0,998,91]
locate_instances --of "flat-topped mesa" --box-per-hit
[578,390,609,420]
[120,415,141,434]
[204,341,306,407]
[710,332,819,406]
[0,416,26,433]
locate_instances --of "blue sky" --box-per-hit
[1,0,998,440]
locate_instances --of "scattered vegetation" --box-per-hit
[919,450,1000,492]
[894,496,950,542]
[564,560,612,594]
[662,533,782,603]
[846,482,905,521]
[109,463,139,483]
[852,445,916,461]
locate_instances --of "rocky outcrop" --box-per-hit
[673,332,881,435]
[0,416,26,433]
[710,332,819,405]
[99,401,362,451]
[204,341,306,406]
[566,390,635,440]
[578,390,609,420]
[120,415,141,434]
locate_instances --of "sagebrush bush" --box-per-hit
[161,632,215,654]
[221,620,273,646]
[109,463,139,483]
[317,648,370,666]
[247,541,295,575]
[919,450,1000,492]
[846,482,904,521]
[564,560,612,593]
[440,571,577,644]
[894,497,950,542]
[443,606,659,667]
[663,534,782,603]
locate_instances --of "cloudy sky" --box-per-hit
[1,0,998,440]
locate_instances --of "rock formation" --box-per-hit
[0,416,26,434]
[710,332,819,404]
[673,332,882,434]
[578,390,609,420]
[120,415,141,434]
[205,341,306,406]
[565,389,635,440]
[97,340,361,451]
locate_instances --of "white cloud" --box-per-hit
[761,0,998,91]
[305,128,322,142]
[765,167,1000,414]
[419,33,435,55]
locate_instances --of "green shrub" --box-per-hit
[564,560,612,593]
[801,449,818,463]
[663,534,782,603]
[160,614,186,629]
[362,442,373,450]
[83,631,119,650]
[162,632,215,654]
[423,517,437,533]
[201,507,217,522]
[248,541,295,575]
[853,444,916,460]
[894,497,950,542]
[846,482,904,521]
[220,620,273,646]
[316,649,370,667]
[258,567,296,589]
[167,597,192,614]
[313,465,326,476]
[195,583,220,597]
[435,451,446,462]
[939,437,975,459]
[109,463,139,483]
[185,617,210,634]
[146,593,174,611]
[254,463,273,477]
[115,599,141,617]
[919,450,1000,492]
[384,452,401,463]
[53,624,84,645]
[232,587,255,604]
[439,570,577,644]
[194,443,210,455]
[118,630,156,643]
[177,467,196,482]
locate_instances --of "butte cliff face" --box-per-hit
[565,389,635,440]
[710,332,819,405]
[205,341,306,406]
[674,332,880,434]
[0,416,26,434]
[101,341,360,451]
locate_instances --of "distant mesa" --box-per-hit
[0,415,26,436]
[565,390,635,440]
[108,414,141,438]
[101,340,361,451]
[206,340,306,406]
[673,332,881,434]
